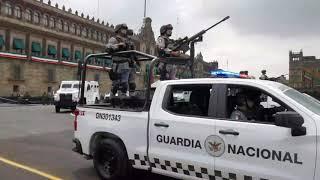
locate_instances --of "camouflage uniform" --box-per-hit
[156,24,189,80]
[106,24,130,96]
[126,29,138,93]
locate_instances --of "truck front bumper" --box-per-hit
[54,101,77,108]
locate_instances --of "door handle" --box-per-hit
[154,122,169,128]
[219,129,239,136]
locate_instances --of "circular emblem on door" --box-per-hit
[204,135,225,157]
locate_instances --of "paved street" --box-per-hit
[0,105,175,180]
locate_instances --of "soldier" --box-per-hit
[106,23,130,98]
[126,29,140,95]
[156,24,189,80]
[259,70,269,80]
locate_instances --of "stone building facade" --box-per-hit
[289,50,320,94]
[0,0,156,97]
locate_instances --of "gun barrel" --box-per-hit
[204,16,230,32]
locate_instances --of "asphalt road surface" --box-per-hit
[0,105,175,180]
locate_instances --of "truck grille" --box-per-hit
[60,94,72,102]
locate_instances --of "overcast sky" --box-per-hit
[53,0,320,78]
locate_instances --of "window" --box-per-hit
[4,2,12,15]
[284,88,320,116]
[82,28,87,37]
[103,34,107,42]
[71,24,76,34]
[163,84,212,117]
[48,69,56,82]
[74,50,82,61]
[47,45,57,58]
[61,48,70,60]
[43,15,49,26]
[56,19,63,31]
[14,6,21,18]
[226,85,290,123]
[31,42,41,56]
[61,84,72,88]
[97,31,101,41]
[12,38,25,54]
[13,85,19,93]
[33,12,40,24]
[73,84,80,89]
[0,35,5,50]
[49,17,55,28]
[77,26,81,36]
[25,9,32,22]
[93,30,97,40]
[64,22,69,32]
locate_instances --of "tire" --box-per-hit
[93,139,129,180]
[55,105,60,113]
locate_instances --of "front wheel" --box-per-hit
[93,139,129,180]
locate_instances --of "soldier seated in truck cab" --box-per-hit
[228,88,288,123]
[230,90,264,121]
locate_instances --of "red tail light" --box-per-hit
[73,109,79,131]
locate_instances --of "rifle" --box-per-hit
[170,16,230,53]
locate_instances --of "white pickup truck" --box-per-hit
[73,59,320,180]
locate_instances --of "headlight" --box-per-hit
[54,94,59,101]
[72,93,79,102]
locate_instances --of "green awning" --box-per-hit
[13,38,25,50]
[75,51,82,60]
[0,35,4,48]
[62,48,70,58]
[48,45,57,55]
[31,42,41,52]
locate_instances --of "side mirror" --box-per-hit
[275,111,306,136]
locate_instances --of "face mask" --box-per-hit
[166,30,172,37]
[121,29,127,35]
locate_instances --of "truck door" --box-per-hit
[213,84,317,180]
[148,84,216,180]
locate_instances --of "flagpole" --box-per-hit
[144,0,147,17]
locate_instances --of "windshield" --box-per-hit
[284,89,320,116]
[73,84,80,89]
[61,84,72,88]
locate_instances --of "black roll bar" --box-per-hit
[79,50,157,109]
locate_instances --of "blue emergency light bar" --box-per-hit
[211,69,250,79]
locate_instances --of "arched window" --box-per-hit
[77,25,81,36]
[25,9,32,21]
[14,6,21,18]
[49,17,55,28]
[43,15,49,26]
[64,22,69,32]
[2,1,12,15]
[103,34,107,42]
[56,19,63,31]
[33,12,40,24]
[93,30,97,40]
[82,28,87,37]
[97,32,101,41]
[70,24,76,34]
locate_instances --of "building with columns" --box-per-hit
[0,0,157,98]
